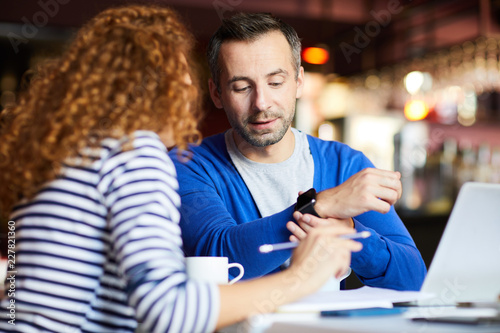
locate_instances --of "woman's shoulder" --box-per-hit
[97,131,173,175]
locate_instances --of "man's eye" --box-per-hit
[270,82,284,87]
[233,86,250,92]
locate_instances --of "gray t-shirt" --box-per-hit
[225,128,314,217]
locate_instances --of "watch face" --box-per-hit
[297,188,316,209]
[296,188,320,217]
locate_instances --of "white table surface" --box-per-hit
[220,311,500,333]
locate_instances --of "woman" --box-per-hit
[0,5,361,332]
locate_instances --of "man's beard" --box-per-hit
[230,110,294,147]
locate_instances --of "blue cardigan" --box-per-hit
[170,133,426,291]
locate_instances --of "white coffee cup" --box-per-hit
[319,267,352,292]
[186,256,244,285]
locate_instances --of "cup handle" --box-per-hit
[340,267,352,281]
[228,263,244,284]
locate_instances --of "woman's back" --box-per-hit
[0,132,219,332]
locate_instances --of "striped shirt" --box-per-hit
[0,131,220,332]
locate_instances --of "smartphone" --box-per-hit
[412,316,500,325]
[321,307,407,317]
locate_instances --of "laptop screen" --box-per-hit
[420,182,500,305]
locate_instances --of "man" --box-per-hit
[170,13,426,291]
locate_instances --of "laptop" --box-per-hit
[417,182,500,305]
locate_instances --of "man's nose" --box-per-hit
[251,86,271,112]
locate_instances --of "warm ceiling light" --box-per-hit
[404,71,424,95]
[404,100,429,121]
[302,47,329,65]
[404,71,433,95]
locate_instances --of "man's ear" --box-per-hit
[209,78,223,109]
[295,66,305,99]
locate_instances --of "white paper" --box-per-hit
[278,286,433,313]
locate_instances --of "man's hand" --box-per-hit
[287,211,354,242]
[315,168,402,219]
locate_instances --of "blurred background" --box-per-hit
[2,0,500,284]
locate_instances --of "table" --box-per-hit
[221,311,500,333]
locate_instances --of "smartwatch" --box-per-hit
[294,188,320,217]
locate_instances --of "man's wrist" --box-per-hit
[314,191,327,218]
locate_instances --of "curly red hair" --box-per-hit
[0,5,202,216]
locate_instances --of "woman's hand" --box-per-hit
[288,224,362,292]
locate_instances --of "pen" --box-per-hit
[457,301,500,309]
[259,231,371,253]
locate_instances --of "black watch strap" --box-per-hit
[294,188,320,217]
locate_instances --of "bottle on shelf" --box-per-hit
[474,142,492,183]
[490,146,500,183]
[455,142,476,190]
